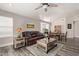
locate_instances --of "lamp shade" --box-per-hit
[16,28,22,33]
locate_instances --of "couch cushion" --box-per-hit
[29,37,38,41]
[37,32,44,36]
[31,34,36,37]
[28,34,32,38]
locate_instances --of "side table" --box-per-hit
[13,37,25,49]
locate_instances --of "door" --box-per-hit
[73,21,79,47]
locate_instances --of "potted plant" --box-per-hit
[43,28,48,34]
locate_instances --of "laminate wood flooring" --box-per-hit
[0,45,33,56]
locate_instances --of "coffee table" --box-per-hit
[37,38,57,53]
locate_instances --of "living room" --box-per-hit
[0,3,79,56]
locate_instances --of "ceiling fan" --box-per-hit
[35,3,58,12]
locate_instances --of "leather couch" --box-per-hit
[22,31,45,46]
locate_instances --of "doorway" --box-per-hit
[65,20,79,48]
[73,20,79,47]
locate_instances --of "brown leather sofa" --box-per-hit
[22,31,45,46]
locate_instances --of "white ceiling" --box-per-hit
[0,3,79,20]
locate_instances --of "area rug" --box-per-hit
[26,43,63,56]
[56,45,79,56]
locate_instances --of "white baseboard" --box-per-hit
[0,43,13,47]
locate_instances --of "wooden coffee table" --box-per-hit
[37,38,57,53]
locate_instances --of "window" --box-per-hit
[40,22,50,33]
[40,15,51,22]
[0,16,13,37]
[40,14,51,33]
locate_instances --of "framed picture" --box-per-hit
[27,24,34,28]
[67,24,72,29]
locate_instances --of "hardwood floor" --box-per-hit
[0,45,33,56]
[26,43,63,56]
[64,38,79,48]
[0,38,79,56]
[58,38,79,48]
[56,44,79,56]
[0,43,63,56]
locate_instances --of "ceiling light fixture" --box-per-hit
[43,5,48,12]
[43,5,47,8]
[35,3,58,12]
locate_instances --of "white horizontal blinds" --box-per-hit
[0,16,13,37]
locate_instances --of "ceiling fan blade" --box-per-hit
[48,3,58,7]
[35,5,43,10]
